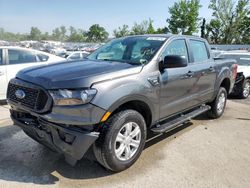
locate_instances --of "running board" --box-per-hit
[151,105,211,133]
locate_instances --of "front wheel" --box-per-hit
[207,87,227,119]
[93,110,146,172]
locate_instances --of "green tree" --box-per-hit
[206,19,221,44]
[86,24,109,42]
[51,26,68,41]
[60,26,67,41]
[52,27,61,41]
[131,20,150,35]
[0,28,29,41]
[200,18,206,39]
[167,0,201,35]
[67,26,87,42]
[147,19,155,34]
[234,0,250,43]
[113,25,130,38]
[239,13,250,44]
[209,0,235,44]
[208,0,249,44]
[29,27,42,41]
[155,27,169,34]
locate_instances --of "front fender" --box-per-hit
[90,75,159,123]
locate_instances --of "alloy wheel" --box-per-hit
[114,122,141,161]
[217,92,226,114]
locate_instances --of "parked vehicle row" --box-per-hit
[66,51,90,61]
[0,45,100,100]
[7,35,237,172]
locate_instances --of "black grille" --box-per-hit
[7,82,49,112]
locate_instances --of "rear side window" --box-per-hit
[8,49,38,64]
[190,40,209,62]
[82,52,89,58]
[37,53,49,62]
[69,53,81,60]
[0,49,2,65]
[161,39,189,61]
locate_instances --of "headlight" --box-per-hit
[49,89,97,106]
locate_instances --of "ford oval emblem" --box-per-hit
[15,89,26,99]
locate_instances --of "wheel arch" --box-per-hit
[107,95,155,128]
[245,76,250,81]
[220,77,231,94]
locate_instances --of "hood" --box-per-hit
[16,60,143,89]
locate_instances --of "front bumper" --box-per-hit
[11,110,99,166]
[8,101,107,126]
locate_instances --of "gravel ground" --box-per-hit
[0,99,249,188]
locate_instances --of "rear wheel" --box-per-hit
[208,87,227,119]
[93,109,146,172]
[239,79,250,99]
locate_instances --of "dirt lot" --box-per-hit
[0,99,249,188]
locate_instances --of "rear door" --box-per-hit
[0,49,7,99]
[188,39,217,104]
[159,39,197,119]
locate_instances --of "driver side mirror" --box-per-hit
[159,55,188,71]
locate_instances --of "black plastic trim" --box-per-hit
[11,113,99,166]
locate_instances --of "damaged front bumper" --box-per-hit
[10,110,99,166]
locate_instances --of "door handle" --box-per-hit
[182,71,194,79]
[209,66,215,72]
[0,71,4,76]
[186,71,194,77]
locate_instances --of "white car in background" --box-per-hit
[66,51,90,61]
[0,46,65,100]
[219,51,250,99]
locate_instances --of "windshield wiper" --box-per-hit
[100,59,143,66]
[87,57,144,66]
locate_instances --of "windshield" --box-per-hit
[87,36,167,64]
[220,54,250,66]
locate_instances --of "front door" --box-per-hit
[159,39,196,119]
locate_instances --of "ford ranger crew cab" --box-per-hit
[7,35,237,172]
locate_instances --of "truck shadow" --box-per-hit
[0,121,194,185]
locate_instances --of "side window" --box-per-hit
[161,39,189,61]
[8,49,38,65]
[0,49,2,65]
[69,53,81,60]
[190,40,209,62]
[82,52,89,58]
[37,53,49,62]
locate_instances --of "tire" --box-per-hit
[207,87,227,119]
[238,79,250,99]
[93,109,147,172]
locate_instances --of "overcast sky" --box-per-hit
[0,0,212,34]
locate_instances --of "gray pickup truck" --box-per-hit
[7,35,237,172]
